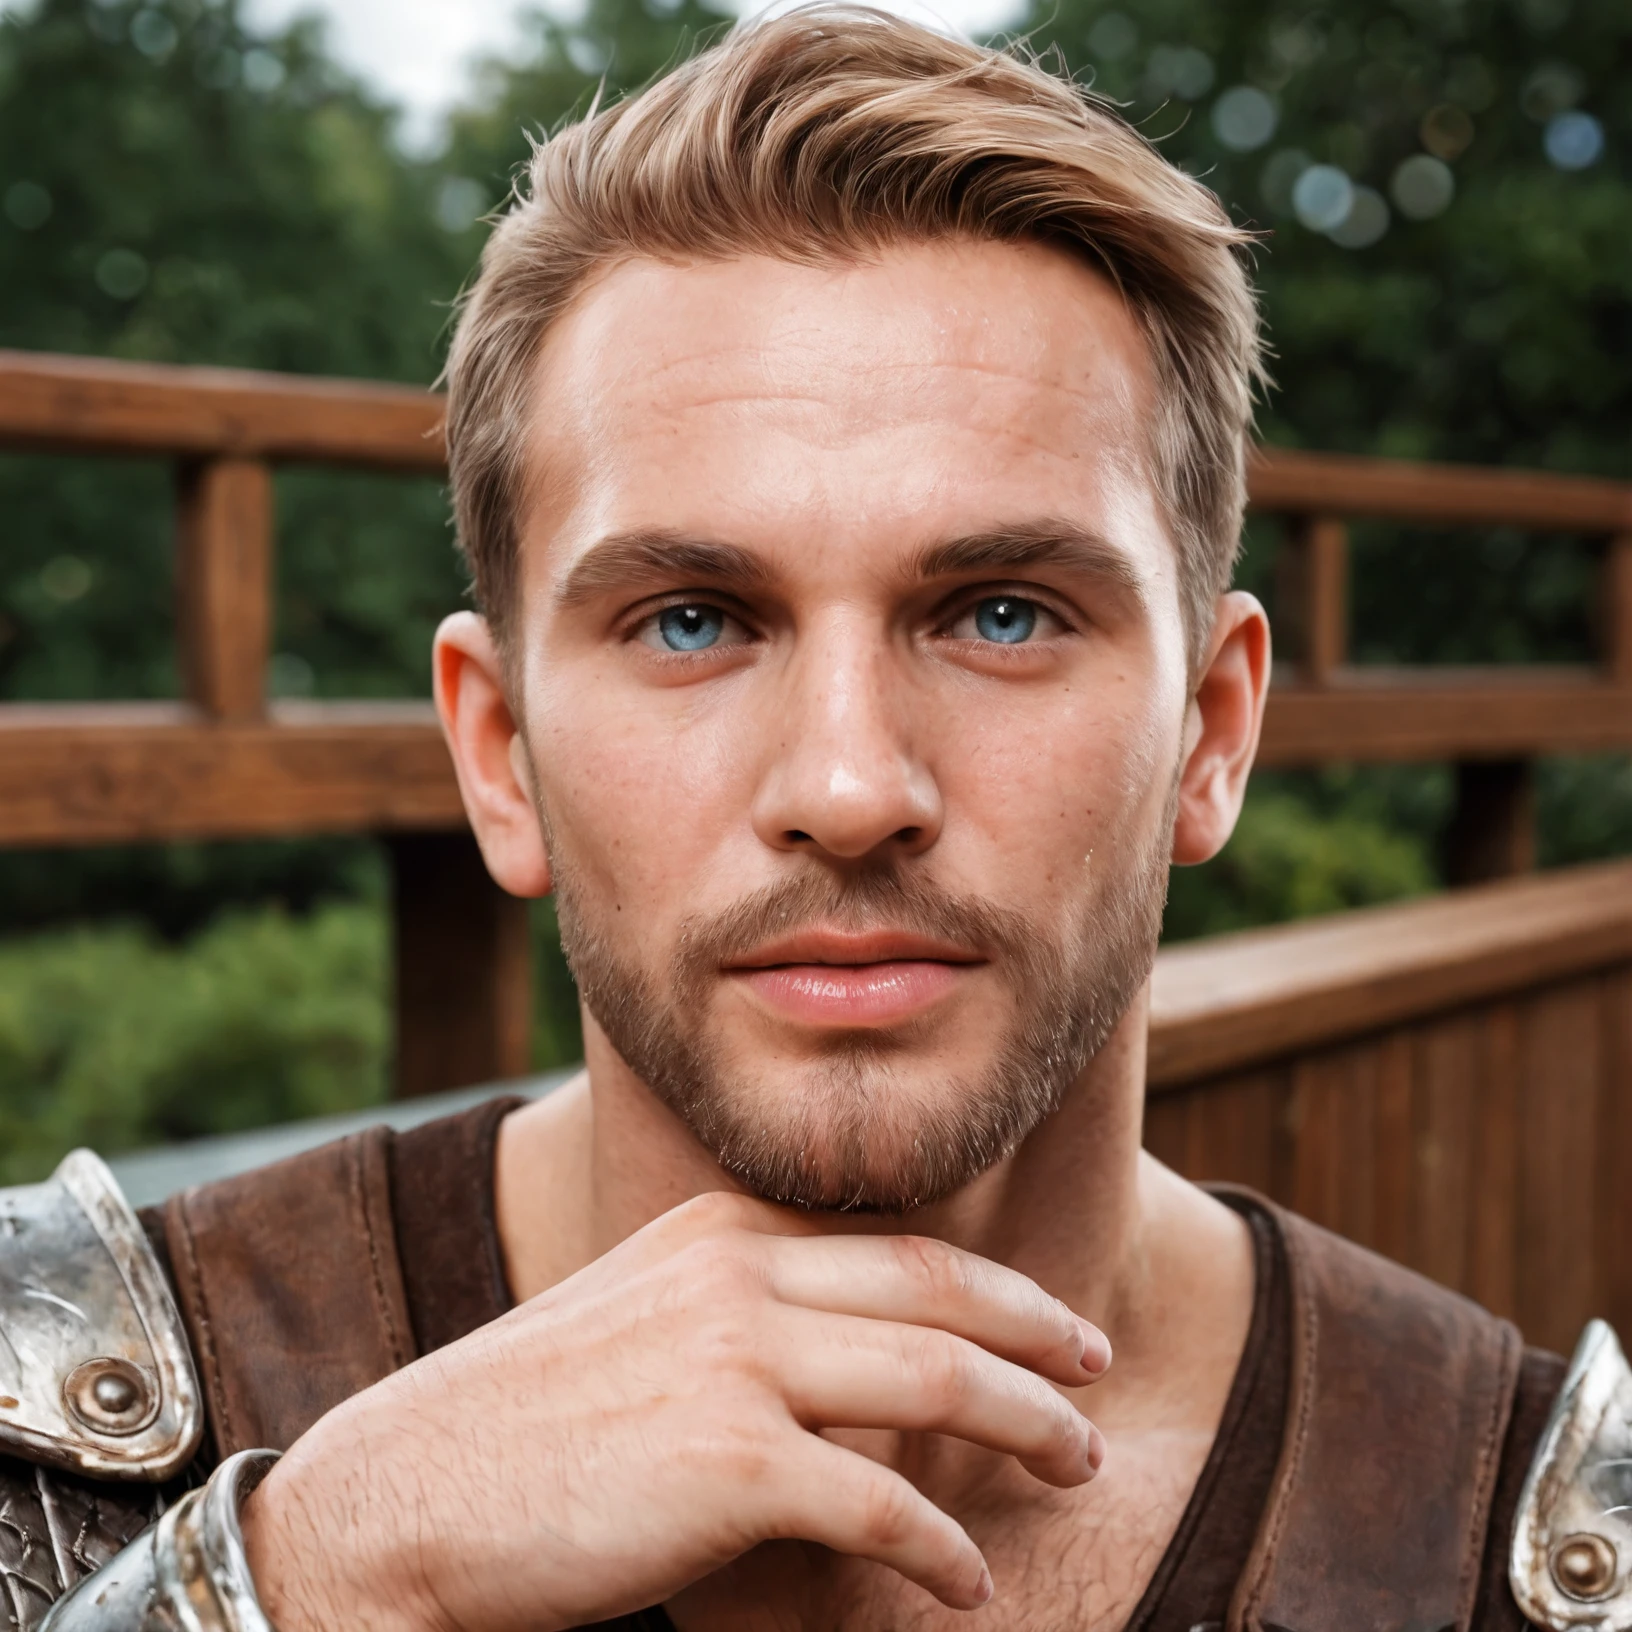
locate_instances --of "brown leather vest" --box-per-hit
[161,1137,1523,1632]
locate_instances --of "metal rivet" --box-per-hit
[63,1358,157,1437]
[1551,1534,1619,1601]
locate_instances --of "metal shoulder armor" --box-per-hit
[1513,1321,1632,1629]
[0,1150,202,1481]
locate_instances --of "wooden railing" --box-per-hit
[1146,856,1632,1352]
[5,347,1632,1096]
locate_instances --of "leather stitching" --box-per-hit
[1232,1207,1319,1632]
[1453,1319,1521,1631]
[351,1134,409,1375]
[167,1191,235,1456]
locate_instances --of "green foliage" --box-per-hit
[0,898,582,1182]
[1167,786,1436,939]
[0,904,387,1181]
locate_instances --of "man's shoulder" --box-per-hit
[0,1150,202,1484]
[1224,1192,1611,1632]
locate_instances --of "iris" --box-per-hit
[974,596,1037,644]
[658,605,724,650]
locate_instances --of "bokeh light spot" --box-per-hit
[1292,164,1353,232]
[1329,186,1390,249]
[129,9,178,61]
[1420,104,1475,162]
[95,248,150,300]
[1146,44,1214,101]
[1520,62,1583,122]
[3,181,51,231]
[1391,154,1455,220]
[434,177,487,233]
[1544,110,1604,170]
[1212,86,1278,152]
[1086,11,1138,62]
[40,557,93,604]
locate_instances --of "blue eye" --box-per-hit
[657,605,725,651]
[973,596,1037,644]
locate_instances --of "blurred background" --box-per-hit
[0,0,1627,1180]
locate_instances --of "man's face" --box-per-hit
[511,239,1193,1212]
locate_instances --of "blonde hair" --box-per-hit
[445,5,1264,668]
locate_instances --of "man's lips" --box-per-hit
[724,929,983,1027]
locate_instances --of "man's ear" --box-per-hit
[1171,591,1271,867]
[432,611,553,898]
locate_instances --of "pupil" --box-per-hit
[659,605,723,651]
[975,597,1036,644]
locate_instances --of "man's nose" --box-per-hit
[749,623,943,862]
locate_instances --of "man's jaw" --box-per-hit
[722,927,986,1029]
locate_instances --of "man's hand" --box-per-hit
[240,1191,1110,1632]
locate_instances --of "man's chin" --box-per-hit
[686,1063,1051,1214]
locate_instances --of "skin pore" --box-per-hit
[240,237,1271,1632]
[444,240,1269,1625]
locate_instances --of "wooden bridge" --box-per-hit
[5,347,1632,1349]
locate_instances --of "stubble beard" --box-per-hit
[550,788,1176,1215]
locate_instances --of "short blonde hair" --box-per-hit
[445,5,1263,668]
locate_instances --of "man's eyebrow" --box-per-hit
[914,521,1148,605]
[554,530,773,609]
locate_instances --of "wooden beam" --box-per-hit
[390,832,533,1097]
[1444,760,1536,885]
[1148,857,1632,1089]
[1247,445,1632,532]
[175,458,271,720]
[0,702,464,845]
[1605,533,1632,685]
[0,349,444,470]
[1277,515,1348,685]
[1256,672,1632,765]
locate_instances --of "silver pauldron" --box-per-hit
[0,1149,202,1480]
[1513,1320,1632,1629]
[39,1448,281,1632]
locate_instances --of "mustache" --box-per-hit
[671,867,1044,996]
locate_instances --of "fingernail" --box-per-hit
[973,1566,994,1605]
[1079,1323,1112,1377]
[1085,1422,1107,1475]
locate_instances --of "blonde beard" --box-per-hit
[548,777,1177,1214]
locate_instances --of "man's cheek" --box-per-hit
[541,730,736,926]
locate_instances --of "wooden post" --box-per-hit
[1444,760,1536,886]
[175,457,273,719]
[1277,514,1348,685]
[1603,533,1632,685]
[389,832,533,1097]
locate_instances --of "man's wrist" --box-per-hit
[239,1448,436,1632]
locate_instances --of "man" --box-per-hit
[8,10,1625,1632]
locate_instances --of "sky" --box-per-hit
[237,0,1024,149]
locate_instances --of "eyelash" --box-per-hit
[623,586,1079,653]
[935,588,1076,641]
[625,595,759,652]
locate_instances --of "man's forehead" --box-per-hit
[519,240,1170,600]
[534,241,1154,443]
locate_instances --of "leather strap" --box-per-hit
[1227,1198,1523,1632]
[163,1127,415,1457]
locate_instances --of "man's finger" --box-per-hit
[769,1436,993,1610]
[763,1232,1109,1387]
[774,1308,1103,1488]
